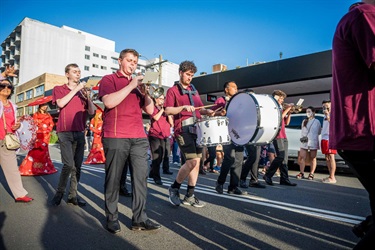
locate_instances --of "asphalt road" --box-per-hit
[0,144,369,250]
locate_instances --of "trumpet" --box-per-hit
[139,82,164,99]
[283,103,303,113]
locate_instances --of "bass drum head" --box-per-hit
[226,93,258,146]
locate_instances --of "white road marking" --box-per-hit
[51,160,365,225]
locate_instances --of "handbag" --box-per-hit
[2,112,21,150]
[300,119,316,144]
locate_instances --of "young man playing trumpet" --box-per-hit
[263,90,297,186]
[99,49,161,233]
[50,63,96,207]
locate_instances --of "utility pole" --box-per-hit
[159,54,163,86]
[144,55,168,87]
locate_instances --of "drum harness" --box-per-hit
[176,82,198,134]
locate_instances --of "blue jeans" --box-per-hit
[56,131,85,199]
[172,140,180,163]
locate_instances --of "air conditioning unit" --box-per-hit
[212,64,227,73]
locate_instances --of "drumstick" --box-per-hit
[213,106,224,112]
[195,104,216,110]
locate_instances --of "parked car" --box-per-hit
[285,112,345,167]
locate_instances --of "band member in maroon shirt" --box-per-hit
[148,93,173,185]
[99,49,161,233]
[165,61,214,208]
[50,63,95,207]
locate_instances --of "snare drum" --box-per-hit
[226,93,281,146]
[195,116,231,147]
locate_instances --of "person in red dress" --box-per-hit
[84,108,105,164]
[19,102,57,176]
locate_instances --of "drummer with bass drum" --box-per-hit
[214,81,248,196]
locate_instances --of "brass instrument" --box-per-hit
[283,98,304,113]
[283,103,303,113]
[149,84,164,99]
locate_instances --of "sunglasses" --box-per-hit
[0,84,14,90]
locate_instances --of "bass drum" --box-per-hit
[226,93,281,146]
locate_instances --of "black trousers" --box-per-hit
[149,136,170,180]
[217,143,243,189]
[103,138,149,223]
[241,144,261,183]
[120,159,131,189]
[339,144,375,249]
[56,131,85,199]
[265,138,290,182]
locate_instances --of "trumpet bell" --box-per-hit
[151,86,164,99]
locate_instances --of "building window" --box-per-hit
[85,46,90,51]
[35,85,44,97]
[85,54,90,60]
[25,106,33,115]
[101,55,107,60]
[112,58,118,64]
[17,93,24,103]
[101,66,107,70]
[92,64,99,68]
[17,107,24,117]
[93,53,99,57]
[25,89,33,100]
[84,66,90,71]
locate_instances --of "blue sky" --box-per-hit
[1,0,357,74]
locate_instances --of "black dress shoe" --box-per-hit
[228,187,247,195]
[263,175,274,186]
[240,180,249,188]
[67,197,87,207]
[154,179,163,185]
[280,180,297,186]
[199,170,207,175]
[215,182,224,194]
[163,170,173,175]
[131,219,161,231]
[249,182,266,188]
[119,187,132,197]
[50,192,63,206]
[107,220,121,234]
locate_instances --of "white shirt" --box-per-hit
[321,117,330,140]
[300,118,321,150]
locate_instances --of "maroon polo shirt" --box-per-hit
[148,106,171,139]
[276,115,288,139]
[98,71,146,138]
[330,4,375,151]
[164,84,204,137]
[211,96,226,111]
[52,84,87,132]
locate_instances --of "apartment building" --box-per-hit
[1,17,179,87]
[1,17,181,119]
[0,17,120,85]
